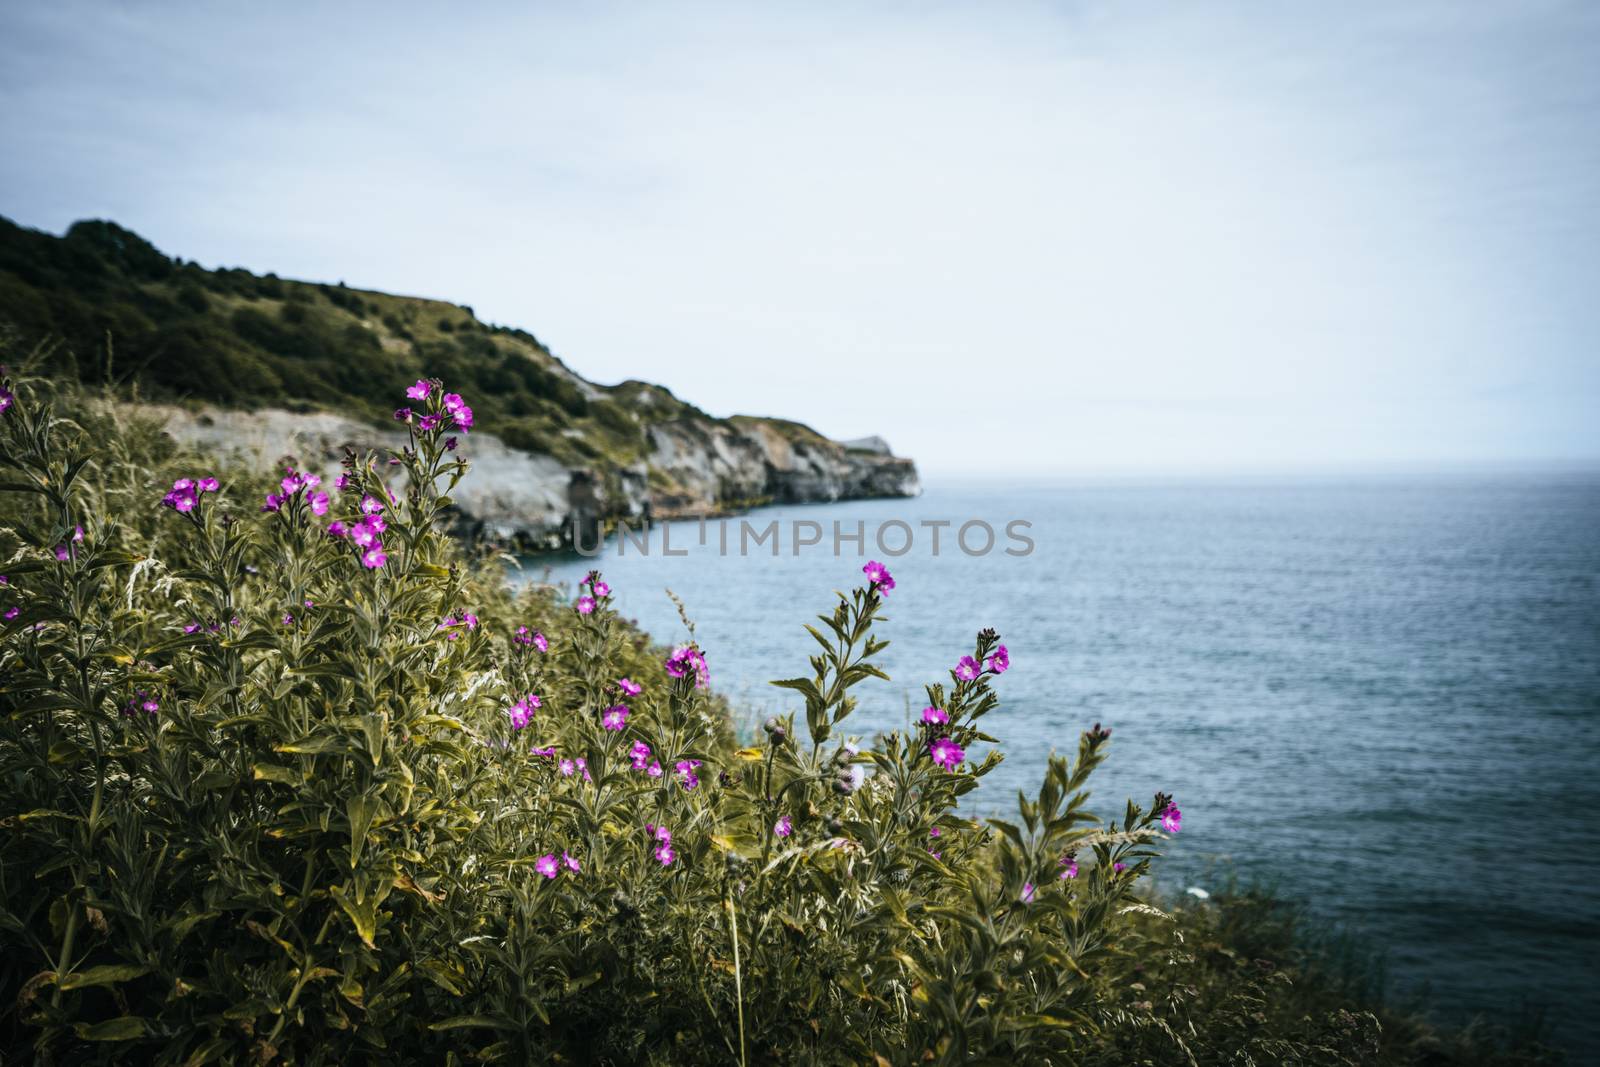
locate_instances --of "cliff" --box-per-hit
[0,216,919,545]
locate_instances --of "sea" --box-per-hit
[524,473,1600,1053]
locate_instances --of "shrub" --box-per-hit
[3,371,1417,1065]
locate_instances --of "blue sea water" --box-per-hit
[528,474,1600,1051]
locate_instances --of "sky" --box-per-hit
[2,1,1597,478]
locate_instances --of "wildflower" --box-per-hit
[281,613,295,626]
[442,392,466,414]
[3,607,18,621]
[326,520,348,538]
[559,758,576,777]
[929,737,965,771]
[514,625,545,649]
[162,478,199,512]
[406,379,432,400]
[507,695,541,730]
[646,760,663,778]
[0,575,7,584]
[1160,803,1183,834]
[452,405,473,430]
[563,851,581,872]
[664,644,709,688]
[529,745,556,758]
[418,414,441,431]
[121,690,158,719]
[393,407,413,423]
[929,826,941,838]
[592,580,610,597]
[601,704,629,731]
[675,759,701,790]
[309,491,329,516]
[774,814,793,838]
[1021,882,1036,903]
[335,473,351,490]
[954,656,981,681]
[1113,862,1128,873]
[535,854,560,879]
[1059,855,1079,880]
[444,436,459,451]
[576,595,595,614]
[360,495,384,515]
[629,740,652,770]
[648,824,676,866]
[921,705,949,725]
[350,520,380,548]
[617,677,642,696]
[199,477,220,492]
[988,644,1010,674]
[0,385,12,414]
[862,559,896,595]
[575,757,591,782]
[361,545,388,569]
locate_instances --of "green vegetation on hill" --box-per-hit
[0,215,722,471]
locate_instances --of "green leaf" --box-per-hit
[58,963,152,990]
[428,1014,518,1032]
[73,1016,149,1041]
[347,795,379,868]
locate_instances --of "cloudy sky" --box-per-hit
[2,1,1597,477]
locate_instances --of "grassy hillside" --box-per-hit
[0,215,737,471]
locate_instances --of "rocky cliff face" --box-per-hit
[150,404,920,549]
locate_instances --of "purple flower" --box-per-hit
[675,759,701,790]
[575,595,595,615]
[646,759,662,779]
[601,704,629,731]
[929,737,964,771]
[954,656,981,681]
[1059,855,1079,880]
[198,477,219,493]
[309,492,330,516]
[1113,862,1128,873]
[530,745,556,758]
[361,545,388,569]
[0,386,12,415]
[921,705,948,725]
[648,824,676,866]
[629,740,653,770]
[592,580,611,598]
[617,677,642,696]
[507,694,541,730]
[162,484,198,512]
[862,560,895,594]
[418,414,440,432]
[3,607,18,621]
[1021,882,1036,903]
[360,495,384,515]
[664,644,709,688]
[327,520,348,538]
[987,645,1009,674]
[452,405,474,430]
[559,758,576,777]
[1160,803,1182,834]
[406,379,432,400]
[929,827,941,838]
[444,436,459,451]
[350,520,381,548]
[393,407,413,423]
[535,853,560,879]
[335,473,351,491]
[442,392,466,413]
[774,814,793,838]
[563,851,581,873]
[260,492,283,513]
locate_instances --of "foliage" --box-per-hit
[0,368,1559,1065]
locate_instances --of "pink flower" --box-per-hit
[629,741,652,769]
[1160,803,1182,834]
[360,495,385,515]
[601,704,629,731]
[649,825,676,866]
[393,407,413,423]
[350,520,380,548]
[921,705,948,725]
[575,595,595,615]
[535,854,560,879]
[1113,862,1128,873]
[335,474,351,491]
[664,644,709,688]
[530,745,556,758]
[987,645,1009,674]
[418,414,440,432]
[406,379,432,400]
[198,477,219,492]
[1059,855,1079,880]
[862,560,895,594]
[675,759,701,790]
[774,815,793,838]
[507,695,540,730]
[309,492,330,516]
[576,757,591,782]
[444,436,459,451]
[327,520,348,538]
[954,656,981,681]
[563,851,581,872]
[646,760,662,778]
[929,737,964,770]
[559,758,576,777]
[452,405,473,430]
[617,677,642,696]
[361,545,388,569]
[442,392,466,414]
[514,625,546,650]
[929,827,941,838]
[0,386,12,414]
[1020,882,1035,903]
[3,607,18,621]
[260,492,283,513]
[592,580,611,597]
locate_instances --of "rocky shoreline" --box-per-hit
[147,404,921,549]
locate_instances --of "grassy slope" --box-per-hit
[0,216,839,494]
